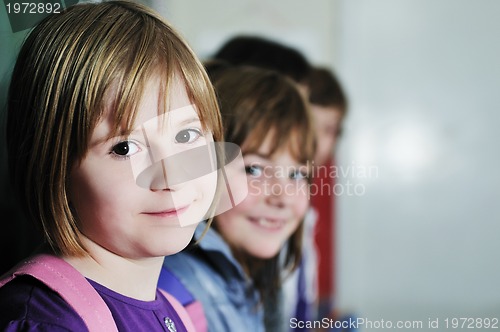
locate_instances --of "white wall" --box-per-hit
[159,1,500,330]
[153,0,337,66]
[333,0,500,330]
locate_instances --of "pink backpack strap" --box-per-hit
[159,289,198,332]
[185,301,207,332]
[0,254,118,332]
[158,266,208,332]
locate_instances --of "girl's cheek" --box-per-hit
[240,183,262,208]
[294,191,310,218]
[246,178,265,200]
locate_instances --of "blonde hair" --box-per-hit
[7,1,221,256]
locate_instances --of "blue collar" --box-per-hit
[193,222,250,284]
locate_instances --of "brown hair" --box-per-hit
[213,36,312,84]
[7,1,221,257]
[306,67,348,117]
[210,65,316,301]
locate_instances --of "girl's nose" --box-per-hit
[135,152,190,191]
[265,177,294,208]
[137,159,171,191]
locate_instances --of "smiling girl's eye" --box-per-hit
[175,129,202,144]
[110,141,140,159]
[290,169,309,181]
[245,164,263,177]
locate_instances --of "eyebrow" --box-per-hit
[176,116,201,127]
[244,152,271,160]
[126,115,201,136]
[244,152,308,167]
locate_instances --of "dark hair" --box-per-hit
[203,59,233,83]
[213,36,312,84]
[306,67,348,115]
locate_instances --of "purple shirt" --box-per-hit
[0,275,186,332]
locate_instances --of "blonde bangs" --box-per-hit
[242,118,315,166]
[212,66,315,165]
[97,19,222,144]
[176,45,222,142]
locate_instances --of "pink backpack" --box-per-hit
[0,254,196,332]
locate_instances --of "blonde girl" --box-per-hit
[0,2,222,331]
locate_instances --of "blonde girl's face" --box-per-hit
[216,133,310,259]
[68,75,217,259]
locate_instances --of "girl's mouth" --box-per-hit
[248,216,286,230]
[143,205,190,218]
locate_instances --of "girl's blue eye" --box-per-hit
[111,141,140,158]
[175,129,201,144]
[245,165,263,177]
[290,170,309,181]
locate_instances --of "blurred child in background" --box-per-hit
[213,36,349,331]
